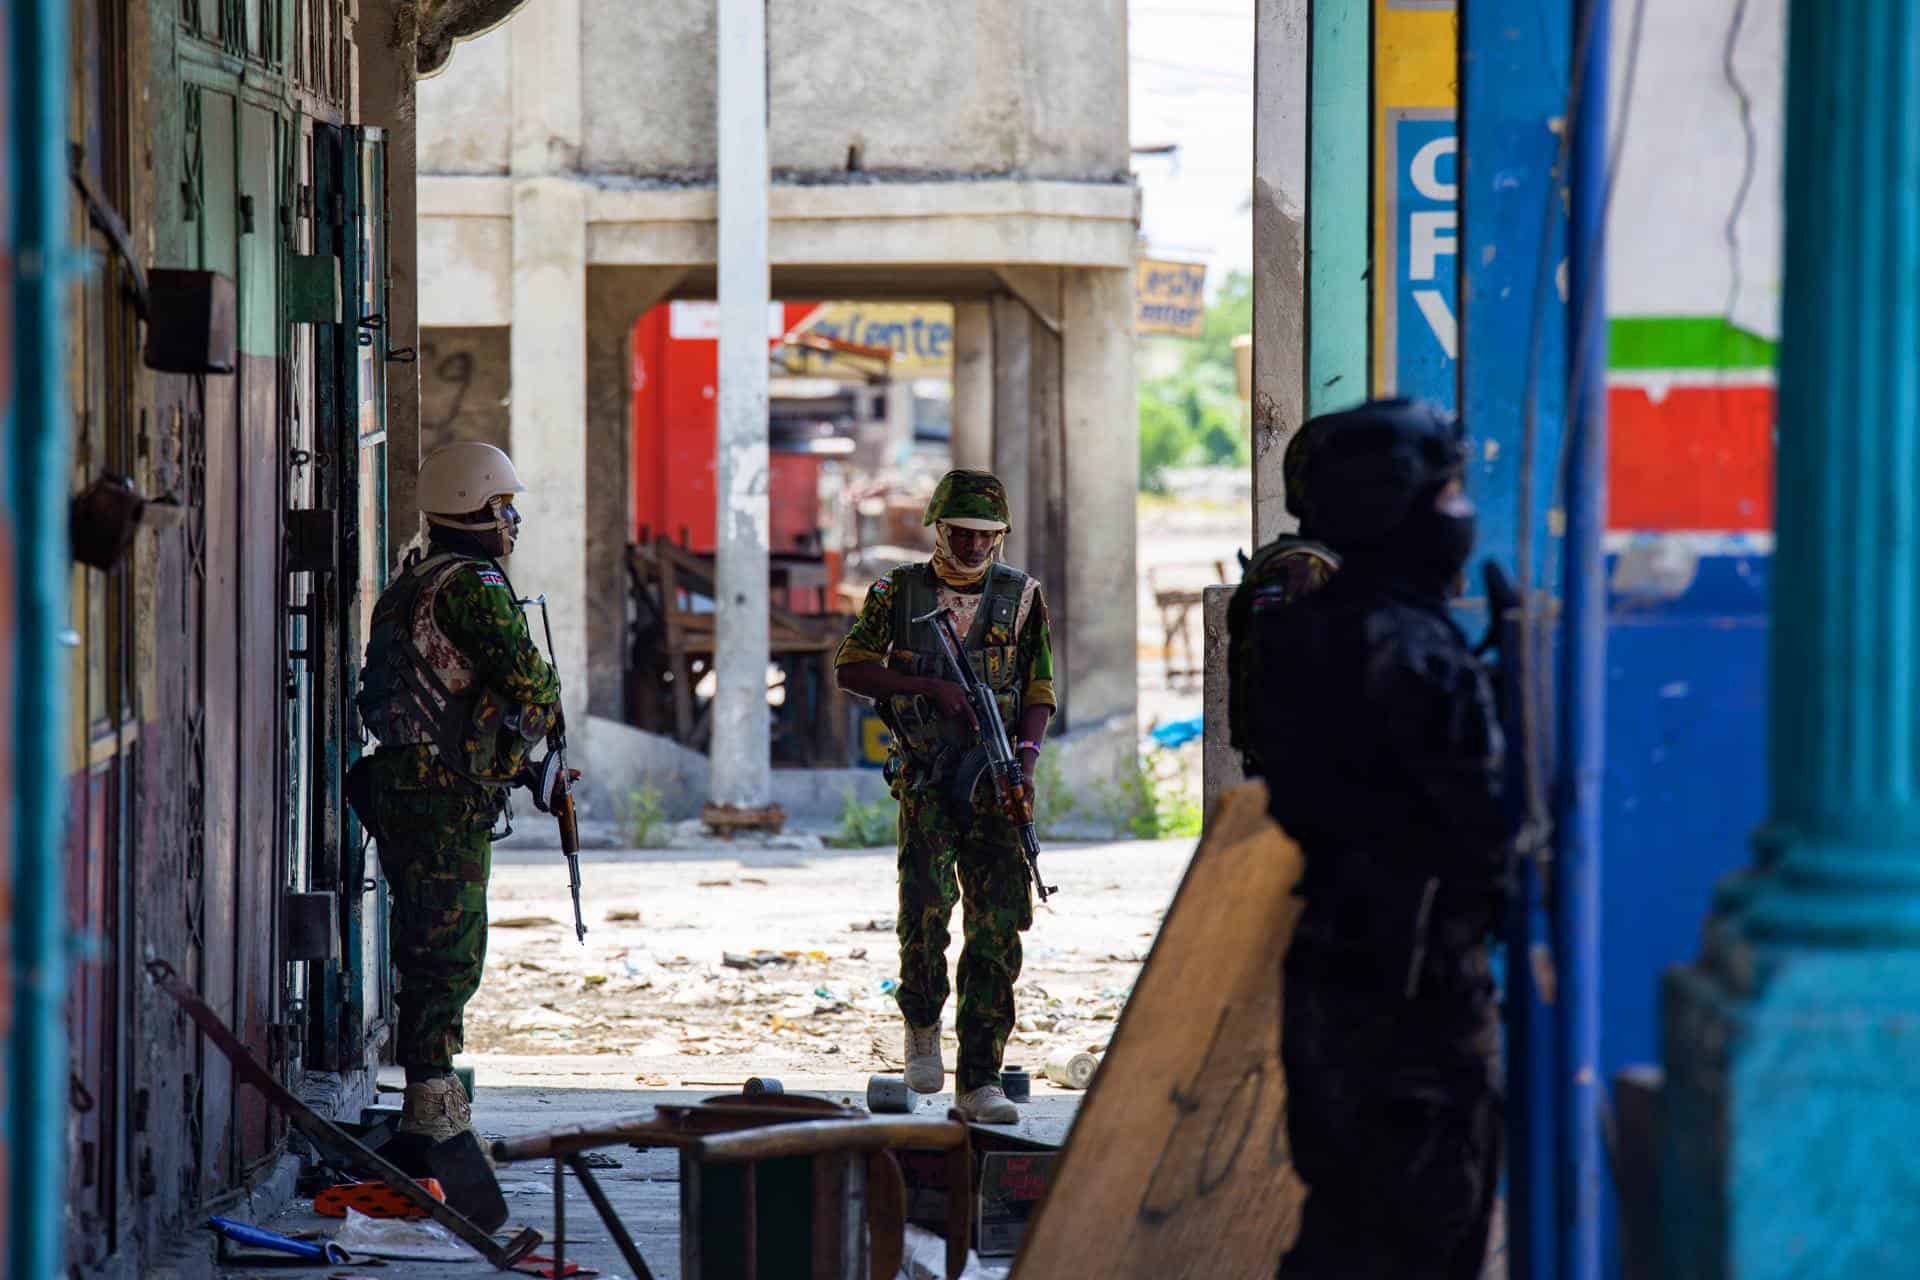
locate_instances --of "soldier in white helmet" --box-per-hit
[351,442,560,1144]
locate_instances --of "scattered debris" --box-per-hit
[850,918,896,933]
[850,947,868,960]
[603,908,642,923]
[723,951,795,970]
[492,915,562,930]
[334,1207,473,1262]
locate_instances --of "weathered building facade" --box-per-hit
[6,0,525,1272]
[414,0,1142,792]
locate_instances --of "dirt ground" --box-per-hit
[465,837,1195,1091]
[462,481,1241,1088]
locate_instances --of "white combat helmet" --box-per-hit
[417,441,525,516]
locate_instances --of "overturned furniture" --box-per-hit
[625,537,854,766]
[494,1093,973,1280]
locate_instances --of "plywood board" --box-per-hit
[1013,782,1307,1277]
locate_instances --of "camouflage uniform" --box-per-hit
[834,472,1054,1094]
[361,546,559,1074]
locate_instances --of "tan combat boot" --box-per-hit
[956,1084,1018,1124]
[904,1022,945,1094]
[398,1075,473,1144]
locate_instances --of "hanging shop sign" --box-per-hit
[1135,258,1208,338]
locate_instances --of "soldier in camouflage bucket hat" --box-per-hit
[836,469,1055,1124]
[356,443,561,1145]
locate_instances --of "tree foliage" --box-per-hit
[1137,271,1253,493]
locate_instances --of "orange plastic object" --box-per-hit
[313,1177,447,1219]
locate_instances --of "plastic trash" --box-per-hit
[879,977,900,995]
[333,1206,475,1261]
[205,1215,350,1263]
[1149,716,1204,750]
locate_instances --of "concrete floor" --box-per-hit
[219,1084,1081,1279]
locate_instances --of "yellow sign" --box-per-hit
[1373,0,1458,403]
[790,303,955,377]
[1136,259,1208,338]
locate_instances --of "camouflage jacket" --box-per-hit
[374,551,561,791]
[834,563,1056,712]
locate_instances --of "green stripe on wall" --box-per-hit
[1610,316,1777,371]
[1308,0,1371,414]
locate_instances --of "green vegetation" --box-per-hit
[1139,270,1253,493]
[1033,747,1079,839]
[619,783,668,849]
[1099,749,1203,839]
[829,789,899,849]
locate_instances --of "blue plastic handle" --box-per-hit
[205,1215,349,1263]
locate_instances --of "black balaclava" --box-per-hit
[429,522,504,560]
[1382,477,1476,599]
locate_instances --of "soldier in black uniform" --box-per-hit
[1249,399,1513,1280]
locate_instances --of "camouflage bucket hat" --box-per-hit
[924,469,1010,530]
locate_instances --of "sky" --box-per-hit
[1129,0,1255,296]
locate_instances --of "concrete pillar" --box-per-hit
[1060,267,1136,736]
[883,380,916,468]
[585,267,686,724]
[1027,307,1067,726]
[991,294,1033,569]
[356,0,423,564]
[1660,5,1920,1275]
[507,0,588,731]
[951,300,994,471]
[1252,0,1309,546]
[711,0,772,809]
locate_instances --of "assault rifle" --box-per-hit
[912,605,1056,902]
[520,594,587,943]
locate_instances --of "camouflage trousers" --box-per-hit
[369,749,497,1074]
[894,786,1034,1093]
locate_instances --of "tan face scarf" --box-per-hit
[931,521,1004,588]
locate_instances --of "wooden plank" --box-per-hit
[1013,782,1307,1277]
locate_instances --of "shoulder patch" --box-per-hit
[871,578,891,593]
[474,566,508,589]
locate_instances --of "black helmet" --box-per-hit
[1282,414,1331,528]
[1297,398,1466,549]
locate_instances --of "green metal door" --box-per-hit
[305,122,391,1070]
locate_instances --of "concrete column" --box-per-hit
[1028,309,1067,726]
[950,301,994,471]
[355,0,422,564]
[1252,0,1309,546]
[883,380,916,468]
[1660,5,1920,1275]
[711,0,772,809]
[1060,267,1137,736]
[991,294,1033,569]
[507,0,588,730]
[585,267,686,724]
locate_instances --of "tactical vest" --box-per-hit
[885,562,1029,771]
[357,551,499,771]
[1227,535,1340,773]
